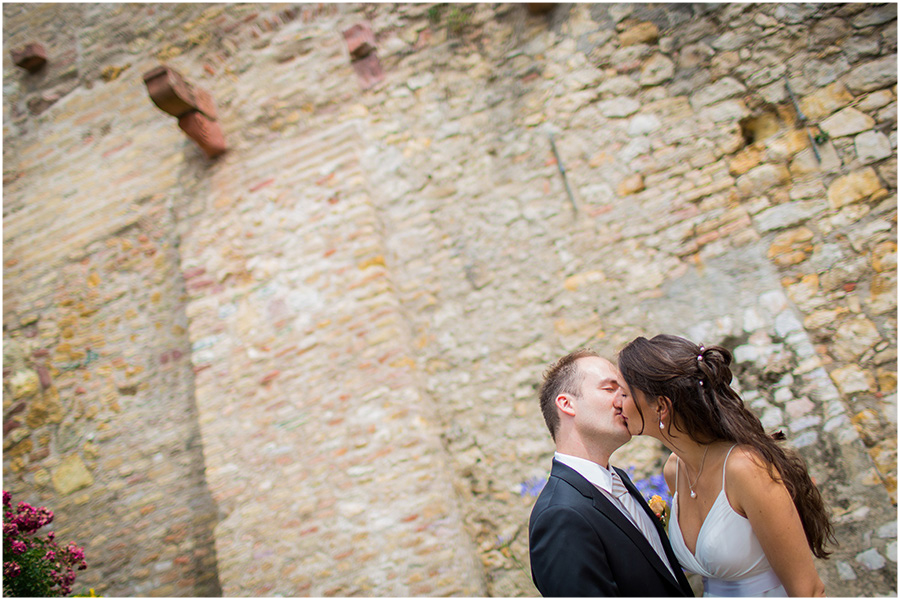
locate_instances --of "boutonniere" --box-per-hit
[648,495,670,530]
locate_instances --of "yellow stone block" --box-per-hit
[619,21,659,46]
[804,308,848,330]
[358,255,386,270]
[390,357,416,370]
[10,369,40,399]
[617,173,645,196]
[728,147,761,176]
[52,454,94,496]
[564,270,605,291]
[827,167,884,209]
[877,369,897,393]
[799,82,854,121]
[871,241,897,273]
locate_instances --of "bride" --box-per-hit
[618,334,834,597]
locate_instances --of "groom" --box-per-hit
[528,349,694,597]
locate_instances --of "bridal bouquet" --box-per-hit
[3,491,87,597]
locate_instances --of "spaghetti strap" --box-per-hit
[722,444,738,490]
[675,454,680,493]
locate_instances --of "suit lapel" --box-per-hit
[616,467,694,596]
[551,461,684,592]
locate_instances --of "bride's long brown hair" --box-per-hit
[618,334,835,559]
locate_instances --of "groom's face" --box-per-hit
[571,357,632,445]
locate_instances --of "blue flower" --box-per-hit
[627,467,672,504]
[519,476,547,497]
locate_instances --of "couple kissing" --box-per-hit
[528,334,834,597]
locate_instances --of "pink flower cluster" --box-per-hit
[3,491,87,597]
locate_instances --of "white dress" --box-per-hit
[669,445,788,597]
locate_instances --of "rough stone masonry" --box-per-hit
[3,3,896,596]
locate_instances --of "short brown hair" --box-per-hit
[539,349,599,442]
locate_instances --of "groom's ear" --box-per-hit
[556,393,576,417]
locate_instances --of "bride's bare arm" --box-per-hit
[727,447,825,597]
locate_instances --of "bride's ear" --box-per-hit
[656,396,673,422]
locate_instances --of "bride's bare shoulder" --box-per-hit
[663,452,677,492]
[726,444,780,487]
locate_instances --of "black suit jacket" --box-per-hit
[529,459,694,597]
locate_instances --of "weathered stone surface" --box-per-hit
[843,54,898,94]
[640,53,674,86]
[736,163,790,197]
[753,201,822,232]
[678,42,714,68]
[700,99,750,123]
[852,4,898,28]
[833,316,884,361]
[598,74,639,97]
[812,17,851,45]
[855,130,893,164]
[856,89,895,113]
[627,114,661,136]
[774,3,819,24]
[690,77,747,108]
[856,548,887,570]
[831,364,875,396]
[821,106,876,138]
[598,97,640,117]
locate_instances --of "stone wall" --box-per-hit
[3,3,896,597]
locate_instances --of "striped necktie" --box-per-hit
[610,470,631,500]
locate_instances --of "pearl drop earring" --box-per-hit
[659,420,665,429]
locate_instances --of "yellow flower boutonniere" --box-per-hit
[649,495,670,530]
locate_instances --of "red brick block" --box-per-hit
[351,53,385,90]
[144,65,198,118]
[11,42,47,72]
[178,112,227,158]
[193,87,218,121]
[342,23,376,59]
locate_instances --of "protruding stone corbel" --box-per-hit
[342,23,384,90]
[11,42,47,73]
[142,65,226,158]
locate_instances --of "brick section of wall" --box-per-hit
[3,2,897,598]
[172,119,487,596]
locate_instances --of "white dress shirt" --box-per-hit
[554,452,676,579]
